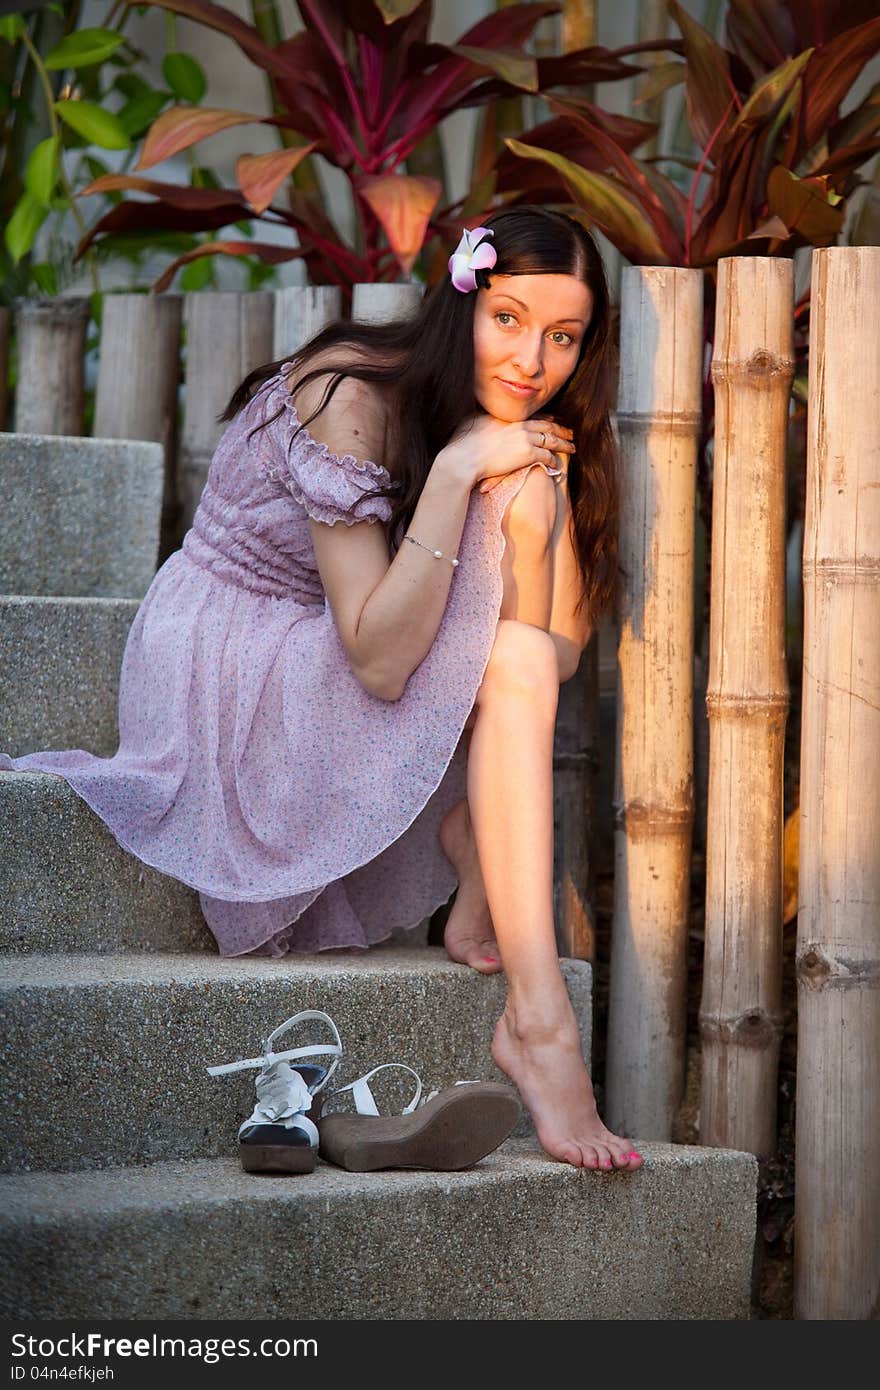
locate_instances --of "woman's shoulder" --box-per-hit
[283,346,395,466]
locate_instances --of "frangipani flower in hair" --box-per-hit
[448,226,497,293]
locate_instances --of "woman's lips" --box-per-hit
[498,378,538,397]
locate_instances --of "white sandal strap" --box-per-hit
[207,1011,344,1148]
[330,1062,424,1116]
[207,1009,343,1095]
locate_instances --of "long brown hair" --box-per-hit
[219,205,620,625]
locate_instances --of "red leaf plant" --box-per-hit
[74,0,643,305]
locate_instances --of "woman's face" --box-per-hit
[472,272,593,419]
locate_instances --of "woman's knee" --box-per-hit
[503,465,558,547]
[476,619,560,710]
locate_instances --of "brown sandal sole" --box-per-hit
[240,1143,317,1175]
[317,1082,521,1172]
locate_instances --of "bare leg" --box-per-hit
[437,470,587,977]
[453,471,641,1169]
[468,619,642,1171]
[438,793,501,973]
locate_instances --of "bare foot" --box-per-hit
[438,798,502,975]
[492,1003,644,1171]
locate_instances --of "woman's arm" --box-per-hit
[304,376,475,701]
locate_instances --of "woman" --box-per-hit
[2,205,642,1171]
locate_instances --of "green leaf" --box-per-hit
[247,258,277,291]
[84,155,110,180]
[45,28,125,71]
[233,219,253,236]
[0,14,25,43]
[732,50,813,131]
[667,0,734,153]
[114,73,152,101]
[5,190,49,264]
[162,52,207,104]
[117,90,168,139]
[180,254,214,290]
[190,164,221,191]
[30,261,58,295]
[505,138,668,263]
[55,100,130,150]
[24,136,60,207]
[633,61,686,106]
[446,43,538,93]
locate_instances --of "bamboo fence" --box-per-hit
[795,245,880,1321]
[700,256,793,1158]
[606,265,702,1139]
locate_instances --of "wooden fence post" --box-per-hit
[795,245,880,1320]
[93,293,183,564]
[14,297,90,436]
[699,255,793,1157]
[274,285,343,358]
[178,291,275,535]
[351,282,425,324]
[606,265,702,1139]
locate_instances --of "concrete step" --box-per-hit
[0,772,212,954]
[0,432,163,599]
[0,596,138,758]
[0,951,591,1175]
[0,1140,757,1319]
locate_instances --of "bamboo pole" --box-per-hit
[699,256,793,1157]
[13,297,90,436]
[179,291,274,535]
[606,266,702,1138]
[93,293,183,564]
[795,246,880,1321]
[554,639,600,961]
[561,0,595,53]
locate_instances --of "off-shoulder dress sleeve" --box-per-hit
[265,378,395,528]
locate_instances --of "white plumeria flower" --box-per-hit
[448,225,497,293]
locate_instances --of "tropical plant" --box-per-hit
[74,0,644,303]
[500,0,880,268]
[497,0,880,619]
[0,0,267,302]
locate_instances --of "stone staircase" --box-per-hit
[0,433,758,1320]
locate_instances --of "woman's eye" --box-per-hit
[495,312,572,346]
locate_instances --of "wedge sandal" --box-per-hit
[317,1062,521,1172]
[207,1010,343,1175]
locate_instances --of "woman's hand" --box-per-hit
[437,412,576,492]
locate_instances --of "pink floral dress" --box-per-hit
[1,364,556,956]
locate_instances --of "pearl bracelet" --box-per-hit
[404,533,460,568]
